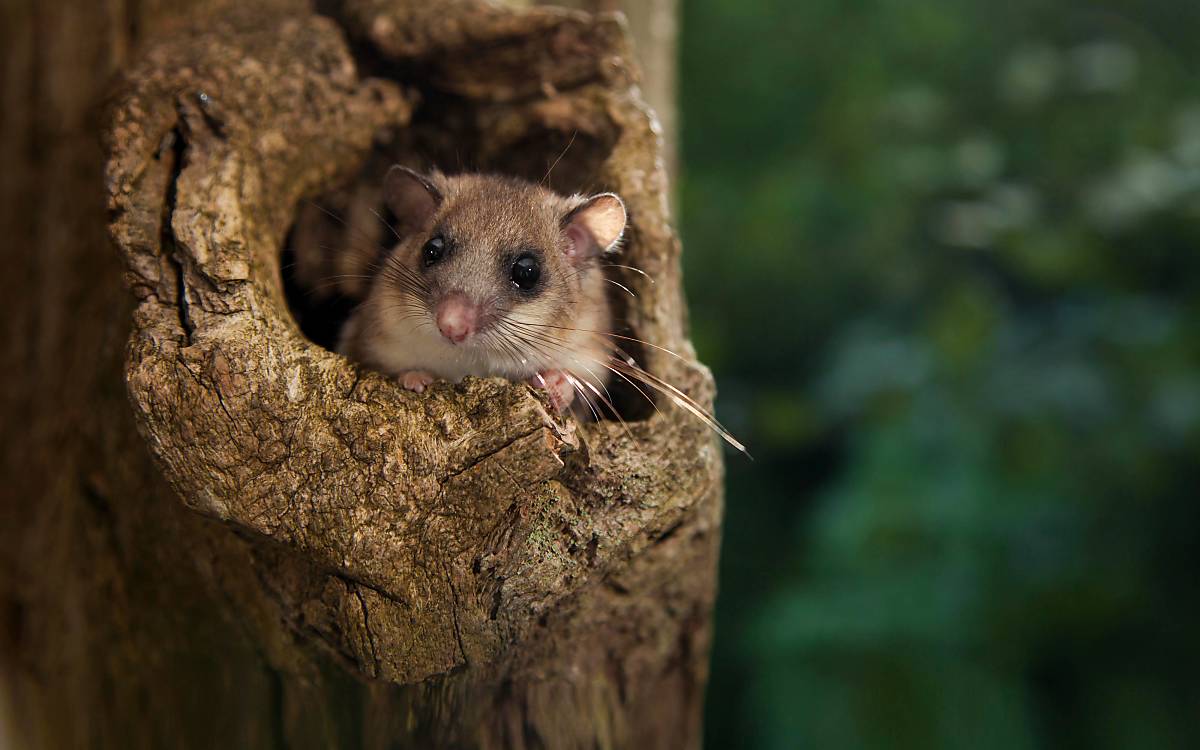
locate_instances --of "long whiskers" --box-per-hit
[371,208,403,243]
[601,264,656,284]
[604,278,637,298]
[542,130,578,186]
[501,317,748,455]
[492,319,633,433]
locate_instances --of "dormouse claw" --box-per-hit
[530,369,575,414]
[400,370,436,393]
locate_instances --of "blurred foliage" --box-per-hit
[679,1,1200,747]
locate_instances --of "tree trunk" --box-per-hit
[530,0,678,181]
[0,1,719,748]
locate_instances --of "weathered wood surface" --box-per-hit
[2,1,722,747]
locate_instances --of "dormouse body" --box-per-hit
[338,167,627,412]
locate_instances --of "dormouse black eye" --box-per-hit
[510,253,541,291]
[422,235,445,267]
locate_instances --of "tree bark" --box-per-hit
[528,0,678,181]
[1,1,718,748]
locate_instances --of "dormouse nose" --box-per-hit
[436,292,478,344]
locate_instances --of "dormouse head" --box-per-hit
[377,165,626,351]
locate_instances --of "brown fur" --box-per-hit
[339,171,621,400]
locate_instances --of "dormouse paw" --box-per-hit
[399,370,436,393]
[529,369,575,414]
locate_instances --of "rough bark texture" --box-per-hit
[532,0,678,179]
[2,1,721,748]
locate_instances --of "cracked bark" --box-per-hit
[1,1,720,748]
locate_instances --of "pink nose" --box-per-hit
[436,293,477,344]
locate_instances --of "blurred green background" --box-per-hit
[677,1,1200,748]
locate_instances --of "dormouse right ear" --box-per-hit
[561,192,627,266]
[382,165,442,235]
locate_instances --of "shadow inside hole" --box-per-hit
[281,112,656,422]
[485,126,616,197]
[601,280,655,422]
[280,240,359,351]
[281,169,395,351]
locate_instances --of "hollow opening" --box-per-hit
[282,97,655,422]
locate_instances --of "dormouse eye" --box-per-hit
[422,235,445,267]
[510,253,541,291]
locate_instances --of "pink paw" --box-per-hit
[529,369,575,414]
[399,370,436,393]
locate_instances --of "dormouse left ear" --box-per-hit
[561,193,627,265]
[382,165,442,236]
